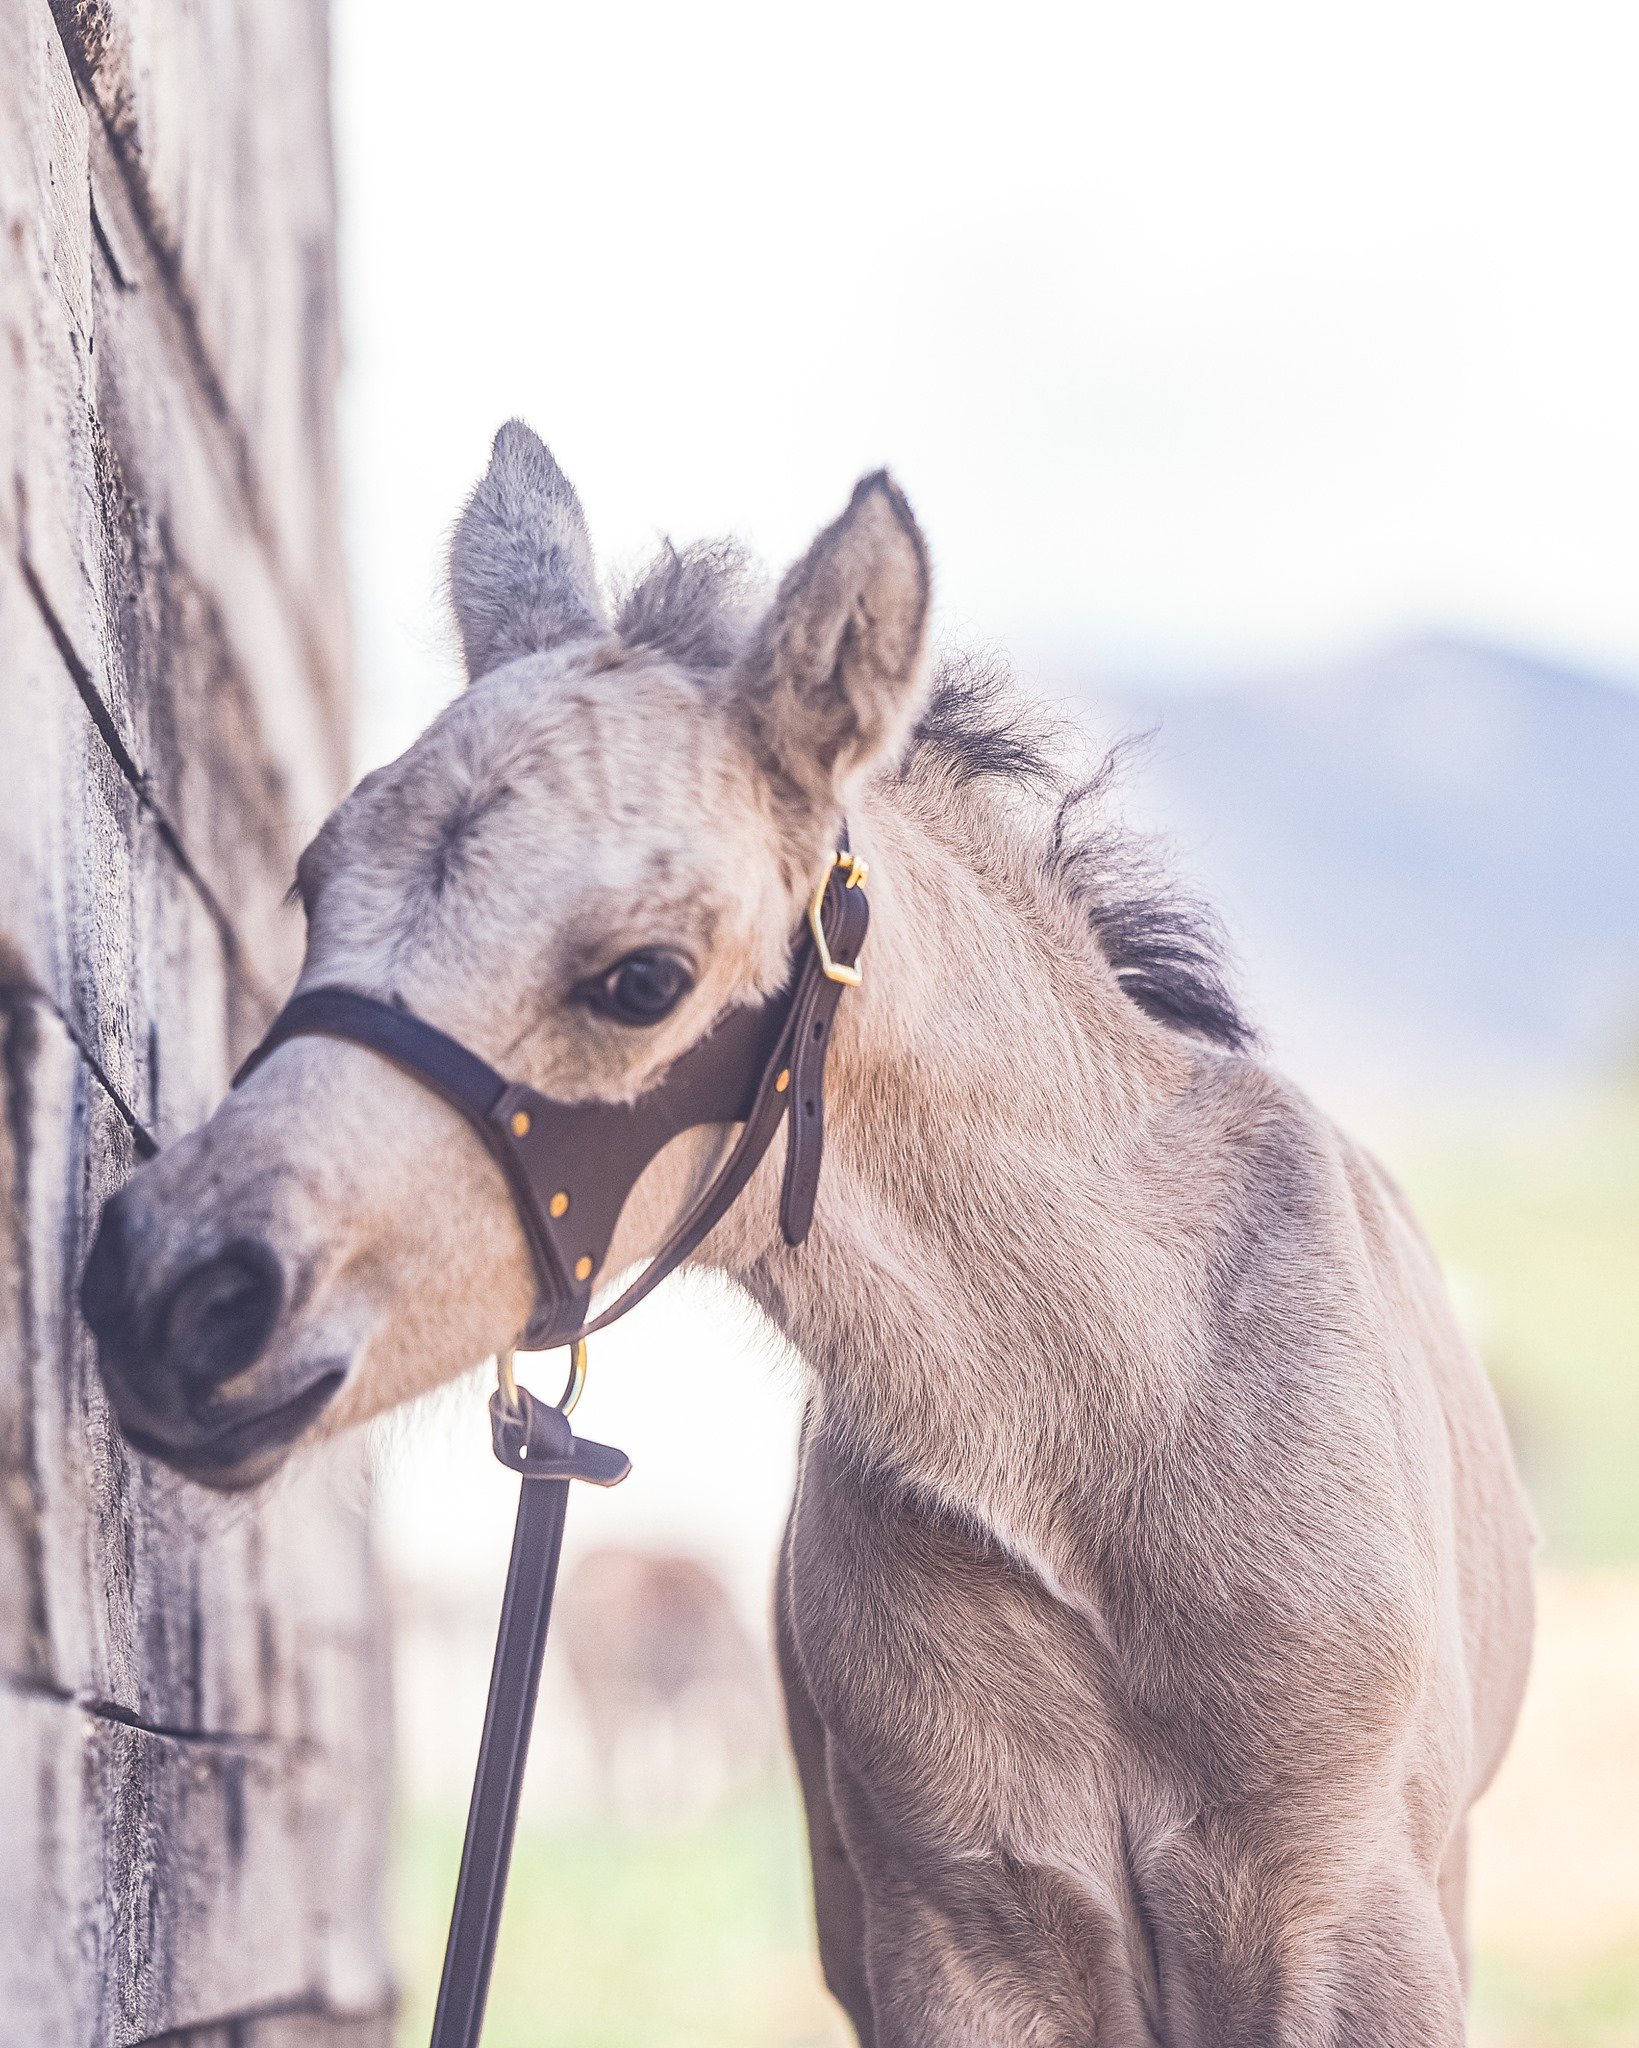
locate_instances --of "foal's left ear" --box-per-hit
[736,471,931,806]
[449,420,607,680]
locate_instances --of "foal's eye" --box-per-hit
[580,948,695,1026]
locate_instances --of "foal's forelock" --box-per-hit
[615,538,761,674]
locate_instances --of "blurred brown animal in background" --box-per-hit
[557,1547,775,1820]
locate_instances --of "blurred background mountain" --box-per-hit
[1102,634,1639,1116]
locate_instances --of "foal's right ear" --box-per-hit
[735,471,932,808]
[449,420,606,680]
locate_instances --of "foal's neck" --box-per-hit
[732,776,1209,1528]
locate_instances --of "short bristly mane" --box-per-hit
[615,546,1255,1053]
[615,539,759,672]
[904,653,1256,1052]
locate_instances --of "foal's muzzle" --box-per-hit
[79,843,871,1491]
[81,1189,341,1487]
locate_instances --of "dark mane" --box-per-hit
[905,653,1256,1052]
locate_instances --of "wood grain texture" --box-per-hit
[48,0,351,722]
[0,0,392,2039]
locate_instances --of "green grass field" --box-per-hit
[393,1794,1639,2048]
[392,1793,843,2048]
[393,1083,1639,2046]
[1399,1080,1639,1564]
[1472,1949,1639,2048]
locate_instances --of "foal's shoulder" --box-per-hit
[1166,1045,1462,1358]
[1167,1042,1355,1205]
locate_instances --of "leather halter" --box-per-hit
[235,844,870,1353]
[235,843,867,2048]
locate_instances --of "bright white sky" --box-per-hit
[338,0,1639,769]
[335,0,1638,1642]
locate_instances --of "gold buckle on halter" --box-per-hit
[496,1335,588,1419]
[808,849,868,986]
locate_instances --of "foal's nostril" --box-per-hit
[157,1240,284,1396]
[81,1189,137,1345]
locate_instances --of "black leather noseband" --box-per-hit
[236,846,869,1352]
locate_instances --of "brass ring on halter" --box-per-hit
[495,1337,588,1420]
[555,1337,588,1417]
[495,1345,522,1417]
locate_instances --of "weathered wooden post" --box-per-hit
[0,2,393,2040]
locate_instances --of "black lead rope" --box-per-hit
[429,1390,632,2048]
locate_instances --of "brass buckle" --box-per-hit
[808,849,868,987]
[496,1335,588,1419]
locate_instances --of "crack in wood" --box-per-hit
[17,551,279,1030]
[0,978,154,1156]
[133,1991,397,2047]
[3,1672,281,1750]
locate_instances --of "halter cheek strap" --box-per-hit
[233,846,869,1351]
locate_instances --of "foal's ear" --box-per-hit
[449,420,606,680]
[737,472,931,805]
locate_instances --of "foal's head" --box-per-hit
[82,425,930,1486]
